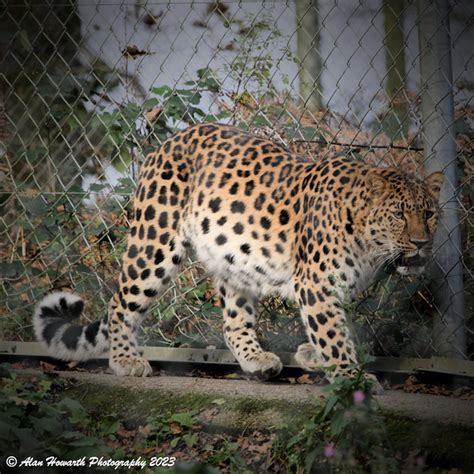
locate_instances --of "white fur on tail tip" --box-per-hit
[33,291,109,362]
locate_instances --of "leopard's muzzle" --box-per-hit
[393,253,428,277]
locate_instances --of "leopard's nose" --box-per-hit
[410,239,429,250]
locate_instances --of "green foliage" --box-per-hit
[4,368,470,472]
[0,370,236,472]
[93,67,230,172]
[171,462,220,474]
[1,180,128,338]
[206,440,249,474]
[275,369,398,473]
[0,370,109,469]
[225,15,287,100]
[170,412,194,429]
[149,68,230,133]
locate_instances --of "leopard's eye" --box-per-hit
[424,210,435,220]
[392,211,404,220]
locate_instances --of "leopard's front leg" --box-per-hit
[295,278,382,391]
[218,282,282,380]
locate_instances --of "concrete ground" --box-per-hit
[56,371,474,428]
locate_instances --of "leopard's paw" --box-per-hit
[295,343,321,372]
[241,351,283,380]
[328,368,384,394]
[110,354,152,377]
[363,372,384,395]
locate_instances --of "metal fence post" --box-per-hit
[416,0,466,358]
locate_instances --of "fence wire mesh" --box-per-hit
[1,0,472,362]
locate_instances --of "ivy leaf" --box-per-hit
[19,196,50,215]
[170,412,194,428]
[196,68,221,92]
[211,398,226,406]
[151,85,172,96]
[111,143,132,173]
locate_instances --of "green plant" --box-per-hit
[276,366,398,473]
[92,67,229,174]
[207,440,249,474]
[0,370,110,470]
[226,16,285,102]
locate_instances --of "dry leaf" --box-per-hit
[9,396,31,406]
[207,1,229,16]
[122,45,150,59]
[116,428,134,439]
[145,107,162,125]
[169,422,183,434]
[199,407,220,422]
[141,424,159,438]
[296,374,314,384]
[252,440,272,454]
[192,20,208,28]
[141,447,156,455]
[143,11,162,26]
[39,361,57,373]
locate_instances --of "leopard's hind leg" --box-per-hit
[108,147,190,376]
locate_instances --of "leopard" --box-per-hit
[33,123,444,389]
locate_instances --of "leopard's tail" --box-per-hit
[33,292,109,361]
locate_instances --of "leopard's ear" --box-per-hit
[425,172,444,202]
[367,171,390,199]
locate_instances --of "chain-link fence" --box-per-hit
[1,0,472,364]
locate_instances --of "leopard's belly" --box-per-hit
[182,213,295,299]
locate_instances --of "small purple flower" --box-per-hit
[324,443,336,458]
[353,390,365,404]
[415,456,426,468]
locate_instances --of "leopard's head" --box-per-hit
[364,168,444,276]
